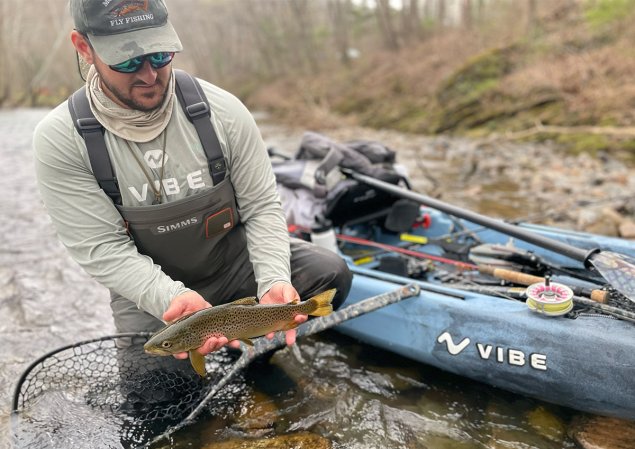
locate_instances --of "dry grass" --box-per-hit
[242,1,635,138]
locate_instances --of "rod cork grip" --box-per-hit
[480,265,608,303]
[478,266,543,285]
[590,289,609,303]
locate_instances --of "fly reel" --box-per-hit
[526,276,574,316]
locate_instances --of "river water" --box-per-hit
[1,108,633,449]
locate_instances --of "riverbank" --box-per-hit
[241,2,635,162]
[260,117,635,240]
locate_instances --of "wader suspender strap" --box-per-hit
[68,90,122,205]
[68,70,226,205]
[173,69,227,186]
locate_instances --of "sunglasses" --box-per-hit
[109,52,175,73]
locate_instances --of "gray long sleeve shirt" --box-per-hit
[33,75,291,319]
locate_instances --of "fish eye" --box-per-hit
[161,341,172,348]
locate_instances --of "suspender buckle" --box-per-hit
[186,101,210,119]
[76,117,103,132]
[210,158,226,175]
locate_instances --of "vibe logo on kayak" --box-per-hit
[437,331,547,371]
[437,332,470,355]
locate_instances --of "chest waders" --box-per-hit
[68,70,251,324]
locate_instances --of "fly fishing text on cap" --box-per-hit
[70,0,183,65]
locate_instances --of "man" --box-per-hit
[33,0,352,362]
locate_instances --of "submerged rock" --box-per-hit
[526,406,567,442]
[231,390,279,436]
[569,415,635,449]
[201,431,332,449]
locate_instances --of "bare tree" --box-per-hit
[289,0,321,73]
[527,0,538,32]
[330,0,354,66]
[462,0,473,29]
[401,0,424,42]
[437,0,446,27]
[375,0,400,51]
[0,0,10,104]
[0,0,562,107]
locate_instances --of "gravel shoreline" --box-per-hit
[258,119,635,238]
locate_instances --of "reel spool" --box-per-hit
[526,276,574,316]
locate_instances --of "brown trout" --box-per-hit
[144,289,336,376]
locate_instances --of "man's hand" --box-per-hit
[162,291,240,359]
[259,282,307,346]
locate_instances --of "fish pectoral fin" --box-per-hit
[239,338,254,346]
[227,296,259,306]
[189,351,207,377]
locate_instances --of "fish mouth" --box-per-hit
[143,345,171,356]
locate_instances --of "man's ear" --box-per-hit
[70,30,94,65]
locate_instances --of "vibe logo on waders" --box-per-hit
[144,150,169,169]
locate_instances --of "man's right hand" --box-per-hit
[162,291,240,359]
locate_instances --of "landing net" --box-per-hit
[11,333,243,449]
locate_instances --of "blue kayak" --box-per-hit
[292,207,635,420]
[270,137,635,420]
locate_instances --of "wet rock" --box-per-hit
[526,406,566,442]
[232,390,279,436]
[485,401,568,449]
[201,431,332,449]
[569,415,635,449]
[363,363,425,392]
[577,208,623,237]
[618,220,635,239]
[268,346,338,400]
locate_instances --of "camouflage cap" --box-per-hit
[70,0,183,65]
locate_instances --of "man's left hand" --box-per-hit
[259,281,307,345]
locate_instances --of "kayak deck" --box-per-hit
[298,209,635,419]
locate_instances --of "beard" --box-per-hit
[95,66,169,112]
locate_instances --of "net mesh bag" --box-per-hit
[11,333,243,449]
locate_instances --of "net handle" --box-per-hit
[11,332,151,413]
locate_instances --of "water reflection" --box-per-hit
[15,390,126,449]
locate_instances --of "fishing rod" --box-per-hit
[477,265,608,303]
[290,223,609,304]
[441,282,635,323]
[343,168,635,304]
[469,241,606,286]
[288,224,477,270]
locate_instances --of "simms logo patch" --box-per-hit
[144,150,169,169]
[155,217,198,234]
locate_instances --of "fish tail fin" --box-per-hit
[307,288,336,317]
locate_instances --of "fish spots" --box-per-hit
[144,289,336,362]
